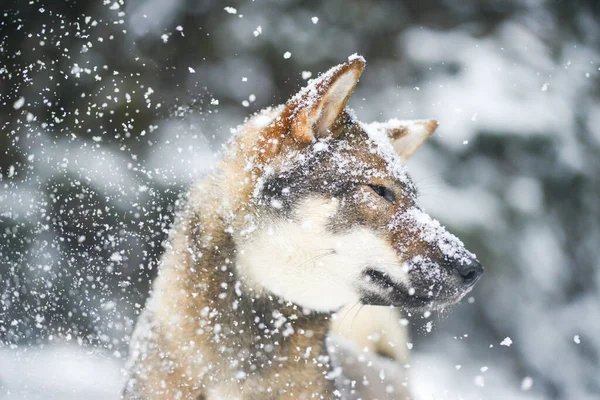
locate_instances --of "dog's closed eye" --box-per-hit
[367,184,396,203]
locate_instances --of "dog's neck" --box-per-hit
[179,202,337,396]
[203,258,333,365]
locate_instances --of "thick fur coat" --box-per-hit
[123,55,482,400]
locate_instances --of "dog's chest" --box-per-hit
[206,383,244,400]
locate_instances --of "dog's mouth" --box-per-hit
[359,268,467,311]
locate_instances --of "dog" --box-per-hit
[122,54,482,400]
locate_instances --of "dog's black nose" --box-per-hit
[455,260,483,286]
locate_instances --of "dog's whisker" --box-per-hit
[336,300,362,329]
[293,249,336,269]
[350,304,366,331]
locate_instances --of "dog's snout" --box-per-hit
[454,259,483,286]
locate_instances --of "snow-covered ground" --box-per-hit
[0,346,122,400]
[0,344,540,400]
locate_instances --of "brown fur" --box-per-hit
[123,56,480,400]
[124,178,337,399]
[123,97,347,398]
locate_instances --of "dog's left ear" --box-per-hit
[364,119,438,160]
[287,56,365,142]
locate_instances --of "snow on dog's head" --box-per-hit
[226,55,482,312]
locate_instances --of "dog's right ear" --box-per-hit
[287,56,365,143]
[388,120,438,160]
[363,119,438,160]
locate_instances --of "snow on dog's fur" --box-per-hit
[123,55,482,400]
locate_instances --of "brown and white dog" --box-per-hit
[122,55,482,400]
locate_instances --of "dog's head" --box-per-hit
[228,55,482,312]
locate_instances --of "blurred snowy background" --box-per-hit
[1,0,599,399]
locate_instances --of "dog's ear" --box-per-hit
[389,120,438,159]
[287,56,365,142]
[365,119,438,160]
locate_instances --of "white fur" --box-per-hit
[206,384,242,400]
[236,196,407,312]
[331,305,408,361]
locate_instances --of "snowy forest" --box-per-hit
[1,0,600,399]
